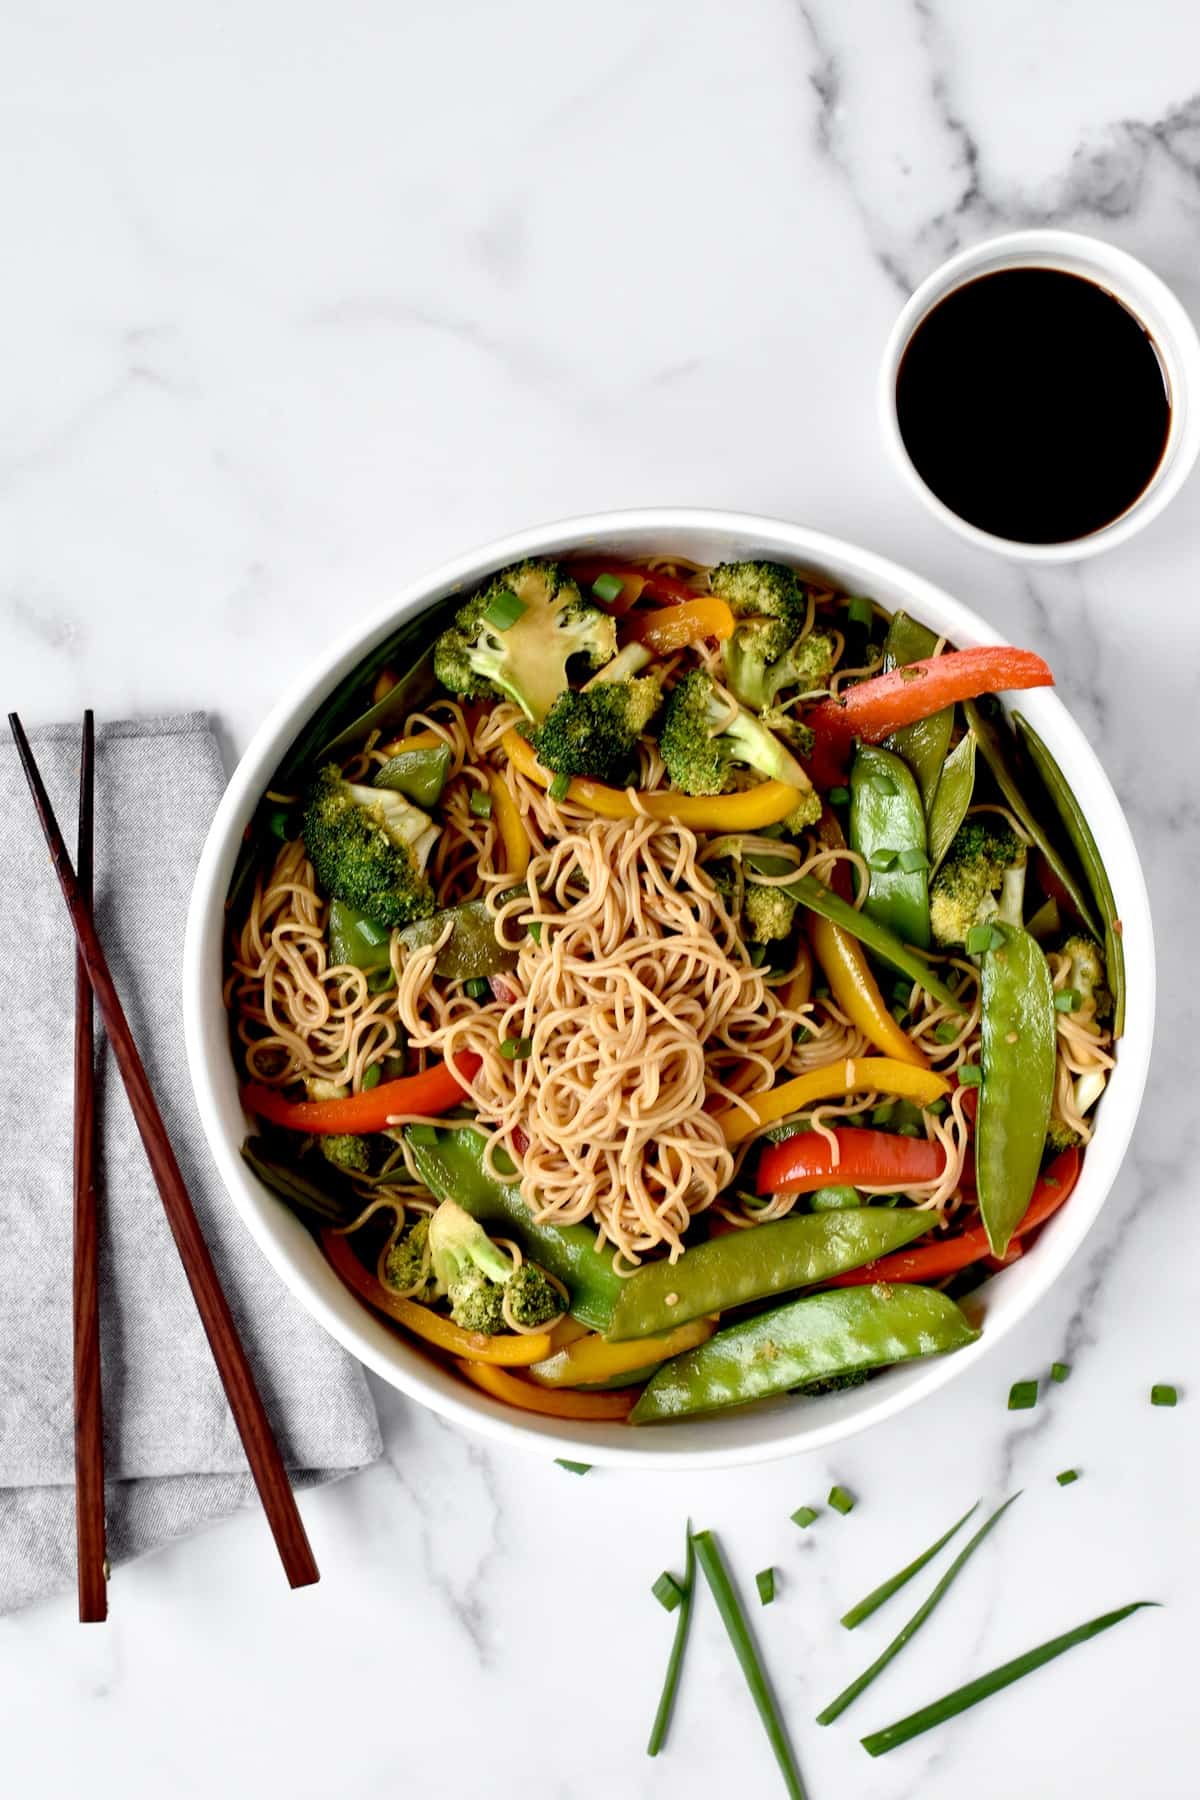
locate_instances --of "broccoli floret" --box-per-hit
[530,666,664,783]
[433,560,617,723]
[506,1263,561,1327]
[759,706,815,761]
[384,1218,435,1298]
[427,1198,515,1333]
[1045,1117,1082,1157]
[319,1134,370,1175]
[725,625,837,714]
[780,791,824,834]
[798,1369,871,1397]
[929,819,1027,948]
[303,764,438,927]
[711,561,808,658]
[743,883,799,943]
[658,669,814,799]
[1058,933,1111,1020]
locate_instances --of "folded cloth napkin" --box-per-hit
[0,715,381,1615]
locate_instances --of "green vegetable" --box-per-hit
[555,1459,591,1474]
[809,1185,861,1212]
[1013,712,1125,1035]
[530,662,663,784]
[860,1601,1157,1758]
[840,1501,979,1629]
[1151,1384,1178,1407]
[659,670,816,821]
[548,771,570,801]
[433,559,617,723]
[630,1286,979,1423]
[406,1126,624,1330]
[1051,1361,1071,1382]
[1026,895,1062,942]
[716,562,833,713]
[828,785,850,806]
[846,595,874,629]
[428,1199,514,1333]
[464,976,490,998]
[591,571,623,602]
[927,731,976,869]
[850,744,931,947]
[239,1138,360,1227]
[406,1124,438,1147]
[500,1035,532,1060]
[384,1218,435,1297]
[1056,1469,1080,1486]
[691,1529,807,1800]
[817,1493,1020,1726]
[828,1485,856,1516]
[605,1207,935,1341]
[328,898,394,974]
[319,1133,371,1175]
[469,787,493,819]
[1054,987,1082,1012]
[646,1525,695,1758]
[881,612,954,815]
[757,1568,777,1606]
[653,1571,686,1613]
[956,1062,982,1086]
[978,924,1056,1256]
[361,1063,382,1090]
[930,818,1026,949]
[395,897,518,981]
[373,742,453,809]
[1008,1380,1039,1410]
[303,764,438,927]
[791,1506,819,1530]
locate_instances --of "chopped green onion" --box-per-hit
[483,588,526,631]
[266,806,292,841]
[828,785,851,806]
[591,572,624,603]
[1054,987,1082,1012]
[828,1485,856,1516]
[868,848,898,871]
[653,1571,686,1614]
[847,596,874,627]
[896,1122,921,1138]
[840,1501,980,1630]
[860,1600,1157,1758]
[1008,1380,1038,1411]
[957,1063,982,1087]
[1051,1361,1071,1383]
[355,916,389,948]
[818,1493,1020,1727]
[1056,1469,1080,1486]
[791,1505,819,1530]
[500,1036,533,1060]
[1151,1384,1178,1407]
[555,1459,591,1475]
[891,979,911,1006]
[934,1020,960,1044]
[647,1524,695,1757]
[965,923,993,955]
[756,1567,777,1606]
[870,774,898,796]
[469,788,493,819]
[692,1529,806,1800]
[548,771,571,802]
[870,1102,895,1127]
[898,847,930,873]
[810,1185,861,1212]
[464,976,490,999]
[528,921,543,944]
[361,1063,382,1091]
[925,1098,946,1117]
[406,1124,439,1147]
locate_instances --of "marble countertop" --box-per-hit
[4,4,1197,1795]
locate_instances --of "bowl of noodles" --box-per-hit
[183,510,1153,1467]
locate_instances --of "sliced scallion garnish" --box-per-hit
[828,1485,856,1516]
[756,1567,777,1606]
[840,1501,979,1630]
[898,847,929,872]
[1054,987,1082,1012]
[934,1020,959,1044]
[500,1036,533,1060]
[1051,1361,1071,1383]
[1008,1380,1038,1411]
[484,588,526,631]
[860,1601,1157,1758]
[469,788,493,819]
[1056,1469,1079,1486]
[652,1571,686,1613]
[555,1459,591,1475]
[791,1506,819,1530]
[646,1524,694,1757]
[868,848,898,871]
[548,771,571,802]
[591,572,624,603]
[361,1064,382,1091]
[956,1063,982,1087]
[464,976,490,999]
[817,1493,1020,1726]
[692,1529,806,1799]
[847,596,874,627]
[1151,1384,1178,1406]
[828,785,851,806]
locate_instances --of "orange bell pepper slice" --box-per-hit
[454,1358,638,1419]
[241,1052,480,1135]
[625,595,735,653]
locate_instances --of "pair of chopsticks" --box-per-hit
[9,713,319,1618]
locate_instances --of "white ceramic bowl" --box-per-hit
[880,229,1200,562]
[183,509,1155,1469]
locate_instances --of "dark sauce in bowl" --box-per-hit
[895,268,1171,543]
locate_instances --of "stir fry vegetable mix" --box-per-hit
[228,552,1121,1424]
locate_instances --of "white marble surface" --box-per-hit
[3,4,1197,1795]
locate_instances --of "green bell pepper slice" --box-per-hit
[405,1125,623,1330]
[630,1285,979,1423]
[606,1206,935,1341]
[882,612,956,815]
[977,923,1056,1258]
[1013,712,1126,1038]
[849,743,931,948]
[396,898,518,981]
[374,743,452,809]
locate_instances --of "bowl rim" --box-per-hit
[183,506,1155,1469]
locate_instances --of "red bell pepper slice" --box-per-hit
[806,647,1054,756]
[825,1148,1080,1286]
[564,558,697,611]
[756,1126,947,1197]
[241,1051,480,1135]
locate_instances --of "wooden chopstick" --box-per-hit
[9,713,319,1592]
[73,711,108,1623]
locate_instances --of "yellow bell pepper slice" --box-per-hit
[719,1056,950,1147]
[487,768,531,878]
[377,729,444,756]
[321,1228,553,1365]
[503,729,801,832]
[525,1318,715,1388]
[455,1359,637,1419]
[807,913,929,1067]
[625,595,735,652]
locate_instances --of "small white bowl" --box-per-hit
[183,509,1155,1468]
[880,229,1200,562]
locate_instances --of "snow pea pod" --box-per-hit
[882,612,954,815]
[977,923,1056,1258]
[630,1285,979,1423]
[405,1125,623,1330]
[849,744,931,947]
[606,1206,936,1341]
[395,897,518,981]
[927,730,976,870]
[374,742,452,809]
[1013,712,1125,1037]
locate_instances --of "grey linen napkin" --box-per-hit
[0,716,381,1615]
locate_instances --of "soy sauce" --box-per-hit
[895,268,1171,543]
